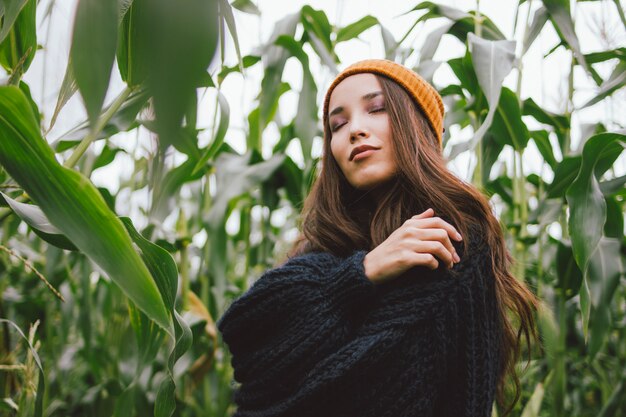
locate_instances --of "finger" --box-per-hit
[412,208,434,219]
[411,252,439,270]
[413,228,460,263]
[416,240,454,268]
[412,216,462,242]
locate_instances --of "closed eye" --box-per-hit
[331,123,345,132]
[330,107,385,132]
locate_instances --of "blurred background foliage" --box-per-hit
[0,0,625,416]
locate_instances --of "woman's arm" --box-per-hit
[216,250,377,394]
[437,243,501,417]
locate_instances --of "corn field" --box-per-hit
[0,0,625,416]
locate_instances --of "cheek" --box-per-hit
[329,141,342,162]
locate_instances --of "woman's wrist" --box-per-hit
[363,253,380,284]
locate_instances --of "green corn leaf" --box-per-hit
[565,132,626,340]
[121,217,192,417]
[467,33,517,143]
[0,85,172,334]
[53,88,150,151]
[191,90,231,176]
[522,6,549,55]
[231,0,260,15]
[0,0,35,75]
[274,35,318,159]
[70,0,118,128]
[542,0,594,81]
[579,61,626,109]
[117,0,148,87]
[586,237,622,359]
[133,0,219,150]
[490,87,530,151]
[546,156,581,198]
[0,191,77,250]
[218,0,244,75]
[336,15,378,43]
[0,0,29,43]
[258,12,300,132]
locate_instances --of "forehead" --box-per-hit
[328,73,382,110]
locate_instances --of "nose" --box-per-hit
[349,114,369,142]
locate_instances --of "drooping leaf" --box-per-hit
[579,60,626,109]
[218,0,244,76]
[336,15,378,43]
[300,5,333,53]
[0,191,77,250]
[231,0,260,15]
[53,88,150,150]
[586,237,622,359]
[448,34,516,159]
[70,0,118,128]
[0,85,172,334]
[154,311,192,417]
[522,97,569,150]
[420,22,455,62]
[133,0,219,150]
[257,11,300,131]
[403,2,506,42]
[47,57,78,133]
[530,129,558,169]
[192,90,231,176]
[274,35,318,160]
[542,0,594,80]
[117,0,148,87]
[490,87,530,150]
[547,156,581,198]
[522,6,549,55]
[565,132,626,339]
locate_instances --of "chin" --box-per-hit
[350,175,395,191]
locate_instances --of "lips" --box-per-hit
[350,145,379,161]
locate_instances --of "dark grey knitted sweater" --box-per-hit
[217,229,501,417]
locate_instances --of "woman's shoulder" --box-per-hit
[278,248,367,269]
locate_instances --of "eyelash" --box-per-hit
[331,107,385,132]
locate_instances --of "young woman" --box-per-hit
[217,59,540,417]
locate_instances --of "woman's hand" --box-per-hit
[363,208,463,285]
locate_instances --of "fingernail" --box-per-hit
[456,232,462,240]
[454,253,460,262]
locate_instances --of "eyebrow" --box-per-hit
[329,91,384,117]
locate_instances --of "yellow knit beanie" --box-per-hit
[322,59,445,148]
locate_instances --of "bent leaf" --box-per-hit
[565,132,626,339]
[70,0,118,128]
[0,191,77,250]
[466,33,517,149]
[0,85,172,334]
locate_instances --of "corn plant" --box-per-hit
[0,0,624,416]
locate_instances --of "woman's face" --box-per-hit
[328,73,397,191]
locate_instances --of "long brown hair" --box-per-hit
[280,73,540,416]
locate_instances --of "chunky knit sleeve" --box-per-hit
[352,232,500,417]
[217,228,501,417]
[216,249,378,411]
